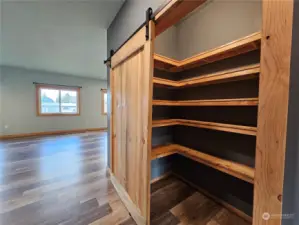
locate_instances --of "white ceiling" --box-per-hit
[0,0,124,79]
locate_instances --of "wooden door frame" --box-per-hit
[253,1,295,224]
[109,69,115,174]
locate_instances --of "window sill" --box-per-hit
[37,113,80,117]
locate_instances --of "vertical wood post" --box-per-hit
[253,0,294,224]
[145,20,155,225]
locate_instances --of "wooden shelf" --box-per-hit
[151,144,178,160]
[151,144,255,184]
[153,77,181,87]
[154,32,261,72]
[153,98,259,107]
[152,119,179,128]
[152,119,257,136]
[154,54,180,71]
[153,64,260,87]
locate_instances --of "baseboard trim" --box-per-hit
[172,172,252,223]
[150,172,172,184]
[110,173,146,225]
[0,127,107,140]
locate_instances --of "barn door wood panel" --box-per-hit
[110,22,154,225]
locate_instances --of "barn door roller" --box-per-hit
[104,7,154,65]
[145,7,153,41]
[104,49,114,68]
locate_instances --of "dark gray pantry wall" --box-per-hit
[282,1,299,225]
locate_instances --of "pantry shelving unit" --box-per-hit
[151,29,261,223]
[106,0,294,225]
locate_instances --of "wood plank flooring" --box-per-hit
[150,176,250,225]
[0,132,250,225]
[0,132,134,225]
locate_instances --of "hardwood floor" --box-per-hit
[150,176,250,225]
[0,132,250,225]
[0,132,134,225]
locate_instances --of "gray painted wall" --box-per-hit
[154,0,261,60]
[107,0,167,52]
[108,0,261,59]
[0,66,107,136]
[176,0,261,60]
[155,26,178,58]
[282,1,299,224]
[0,72,3,135]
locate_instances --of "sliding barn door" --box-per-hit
[109,21,154,225]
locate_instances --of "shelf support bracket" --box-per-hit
[145,7,153,41]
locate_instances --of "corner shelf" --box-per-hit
[154,54,180,71]
[151,144,255,184]
[154,32,261,72]
[152,119,257,136]
[153,64,260,87]
[153,98,259,107]
[152,119,179,128]
[151,144,178,160]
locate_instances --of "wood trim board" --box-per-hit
[0,128,107,140]
[144,21,155,224]
[253,0,294,224]
[110,69,115,174]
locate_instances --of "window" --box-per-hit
[36,85,80,116]
[101,89,107,115]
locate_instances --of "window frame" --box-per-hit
[101,89,107,115]
[36,84,81,116]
